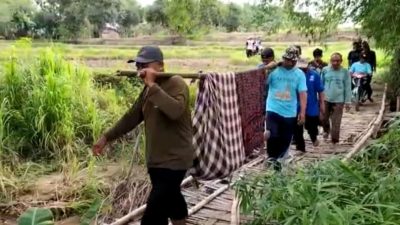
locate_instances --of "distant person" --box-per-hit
[308,48,328,73]
[348,40,362,67]
[294,45,309,65]
[321,53,352,144]
[92,46,194,225]
[265,47,307,170]
[293,66,325,152]
[259,48,275,68]
[246,38,255,58]
[349,51,373,102]
[361,41,377,101]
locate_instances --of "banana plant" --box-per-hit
[18,208,54,225]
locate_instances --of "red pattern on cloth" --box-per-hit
[235,68,267,156]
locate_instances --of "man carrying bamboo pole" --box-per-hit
[92,46,194,225]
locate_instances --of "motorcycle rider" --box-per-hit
[349,52,373,103]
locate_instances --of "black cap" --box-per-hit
[261,48,274,58]
[127,46,164,64]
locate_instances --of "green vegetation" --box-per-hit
[0,0,294,40]
[236,117,400,225]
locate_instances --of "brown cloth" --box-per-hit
[235,68,267,155]
[322,101,344,143]
[105,76,194,170]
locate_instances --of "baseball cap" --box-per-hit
[127,46,164,64]
[282,47,298,61]
[261,48,274,58]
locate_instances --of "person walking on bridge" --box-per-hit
[265,47,307,170]
[92,46,194,225]
[321,53,352,144]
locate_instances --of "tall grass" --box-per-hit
[236,118,400,225]
[0,40,138,163]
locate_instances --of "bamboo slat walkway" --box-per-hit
[114,84,388,225]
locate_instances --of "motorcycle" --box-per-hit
[351,73,368,111]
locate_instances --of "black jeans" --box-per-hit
[141,168,188,225]
[294,115,319,151]
[365,76,373,99]
[266,111,297,159]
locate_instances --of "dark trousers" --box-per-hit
[365,76,373,98]
[322,102,344,143]
[293,116,319,151]
[141,168,188,225]
[266,111,297,159]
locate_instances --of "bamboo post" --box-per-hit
[231,194,240,225]
[396,96,400,112]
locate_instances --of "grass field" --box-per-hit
[0,34,391,223]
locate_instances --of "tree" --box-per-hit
[145,0,168,26]
[165,0,199,38]
[118,0,143,30]
[0,0,35,39]
[223,3,241,32]
[198,0,224,27]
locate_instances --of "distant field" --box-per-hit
[0,39,390,75]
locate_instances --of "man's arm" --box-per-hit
[146,76,188,121]
[344,70,352,104]
[104,89,145,142]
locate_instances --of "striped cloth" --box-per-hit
[236,68,267,155]
[191,72,245,180]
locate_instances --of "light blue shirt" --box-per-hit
[349,62,372,75]
[266,67,307,118]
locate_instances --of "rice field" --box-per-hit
[0,35,393,224]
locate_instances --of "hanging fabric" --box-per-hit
[235,68,267,156]
[191,72,245,180]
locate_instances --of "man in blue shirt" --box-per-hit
[349,52,373,102]
[265,47,307,170]
[293,67,325,152]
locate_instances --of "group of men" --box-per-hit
[90,38,377,224]
[246,37,263,57]
[260,38,376,170]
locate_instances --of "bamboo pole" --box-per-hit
[231,195,240,225]
[396,96,400,112]
[343,83,387,162]
[188,185,230,216]
[116,61,277,79]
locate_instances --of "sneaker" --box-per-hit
[313,139,320,147]
[369,97,374,103]
[323,132,329,140]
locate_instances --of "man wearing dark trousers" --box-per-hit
[265,47,307,170]
[293,67,325,152]
[92,46,193,225]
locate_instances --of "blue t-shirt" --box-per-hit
[297,69,324,116]
[349,62,372,75]
[266,67,307,118]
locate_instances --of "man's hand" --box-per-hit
[92,136,107,156]
[139,68,157,87]
[345,104,351,112]
[298,113,306,125]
